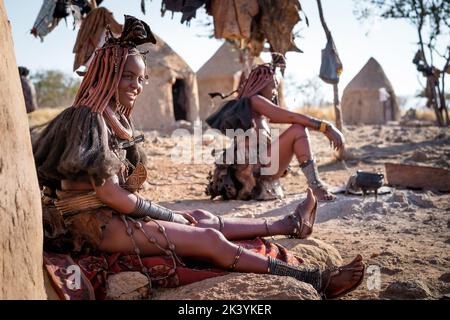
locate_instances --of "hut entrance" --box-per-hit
[379,87,395,122]
[172,79,187,121]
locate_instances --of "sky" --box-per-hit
[4,0,449,108]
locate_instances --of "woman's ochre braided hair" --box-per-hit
[237,52,287,99]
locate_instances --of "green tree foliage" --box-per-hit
[30,70,81,108]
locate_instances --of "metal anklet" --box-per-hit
[229,245,244,270]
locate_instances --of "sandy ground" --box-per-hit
[133,120,449,300]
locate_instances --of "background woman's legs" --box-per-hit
[268,124,335,201]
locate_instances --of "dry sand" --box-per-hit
[136,121,450,300]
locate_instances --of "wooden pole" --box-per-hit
[333,83,343,132]
[316,0,344,132]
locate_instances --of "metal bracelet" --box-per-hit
[300,159,324,188]
[132,197,175,222]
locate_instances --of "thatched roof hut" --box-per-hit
[197,42,286,120]
[341,57,400,125]
[132,35,200,131]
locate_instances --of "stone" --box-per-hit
[0,2,46,299]
[106,272,150,300]
[439,273,450,283]
[409,150,428,162]
[154,273,320,300]
[274,238,343,269]
[382,280,432,299]
[387,190,408,204]
[407,192,436,208]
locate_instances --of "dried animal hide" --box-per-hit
[31,0,59,41]
[161,0,208,24]
[206,148,284,201]
[249,0,304,56]
[72,7,122,71]
[209,0,259,39]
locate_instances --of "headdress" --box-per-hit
[73,15,156,140]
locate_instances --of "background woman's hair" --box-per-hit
[237,64,275,98]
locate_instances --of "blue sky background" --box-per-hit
[4,0,449,108]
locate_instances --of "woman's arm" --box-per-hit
[250,95,345,151]
[92,175,193,224]
[92,175,138,214]
[250,95,322,129]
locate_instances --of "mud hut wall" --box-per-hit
[198,73,242,120]
[342,90,386,124]
[133,68,200,131]
[0,0,46,299]
[133,68,175,131]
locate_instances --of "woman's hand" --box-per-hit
[173,211,198,225]
[323,123,345,151]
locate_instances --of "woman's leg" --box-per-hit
[99,216,365,297]
[99,216,269,272]
[180,188,316,241]
[268,124,335,201]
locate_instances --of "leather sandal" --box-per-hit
[288,197,317,239]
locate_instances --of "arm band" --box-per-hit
[130,197,175,222]
[319,122,328,133]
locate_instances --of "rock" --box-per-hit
[381,267,403,275]
[382,280,432,299]
[172,120,193,132]
[274,238,343,269]
[315,198,361,222]
[387,190,408,204]
[106,272,150,300]
[427,258,443,265]
[409,150,428,162]
[439,273,450,283]
[407,193,436,208]
[154,273,320,300]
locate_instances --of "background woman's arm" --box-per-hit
[250,95,322,129]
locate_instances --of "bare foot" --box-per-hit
[312,185,336,202]
[323,254,365,299]
[286,188,317,238]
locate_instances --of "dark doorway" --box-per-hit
[172,79,187,121]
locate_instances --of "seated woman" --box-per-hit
[206,57,344,202]
[33,16,364,299]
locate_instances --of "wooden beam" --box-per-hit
[385,162,450,192]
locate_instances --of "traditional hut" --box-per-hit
[197,42,286,120]
[341,57,400,125]
[132,35,200,131]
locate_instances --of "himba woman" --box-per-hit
[207,56,344,202]
[33,15,364,299]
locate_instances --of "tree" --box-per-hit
[354,0,450,126]
[30,70,81,108]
